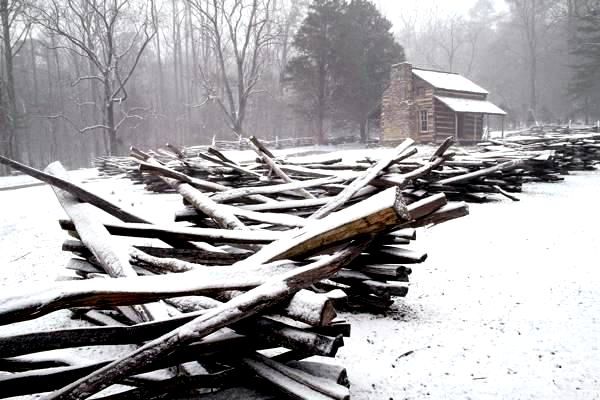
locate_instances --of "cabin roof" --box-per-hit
[434,95,506,115]
[413,68,488,94]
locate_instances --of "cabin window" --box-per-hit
[417,87,425,97]
[420,110,428,132]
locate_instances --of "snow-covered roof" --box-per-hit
[434,96,506,115]
[413,68,488,94]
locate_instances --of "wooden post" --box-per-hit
[502,116,505,139]
[454,112,458,142]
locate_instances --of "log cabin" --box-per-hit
[382,62,506,144]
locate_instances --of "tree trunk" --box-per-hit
[584,96,590,125]
[359,120,367,143]
[86,22,103,158]
[152,1,165,113]
[0,0,17,159]
[528,0,537,113]
[105,78,118,155]
[172,0,182,142]
[29,35,39,110]
[530,48,537,113]
[317,61,326,145]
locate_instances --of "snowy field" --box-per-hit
[0,156,599,399]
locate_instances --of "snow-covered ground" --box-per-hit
[0,161,599,399]
[338,170,600,400]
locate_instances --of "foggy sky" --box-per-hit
[375,0,508,29]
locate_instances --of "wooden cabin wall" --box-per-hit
[414,77,435,143]
[434,90,488,101]
[434,99,456,139]
[459,114,485,141]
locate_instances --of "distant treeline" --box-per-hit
[0,0,598,171]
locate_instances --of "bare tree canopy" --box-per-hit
[186,0,276,139]
[28,0,157,155]
[0,0,598,171]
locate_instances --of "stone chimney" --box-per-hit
[382,62,417,143]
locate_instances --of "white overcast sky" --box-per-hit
[374,0,508,28]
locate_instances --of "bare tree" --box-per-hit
[30,0,156,155]
[435,15,467,72]
[0,0,30,161]
[507,0,558,114]
[186,0,275,139]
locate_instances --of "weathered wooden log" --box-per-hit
[207,146,236,163]
[0,260,303,325]
[210,176,346,203]
[62,240,246,266]
[175,205,307,227]
[45,162,167,323]
[310,139,415,219]
[90,370,238,400]
[0,361,111,398]
[139,157,247,230]
[355,264,412,281]
[365,246,428,264]
[286,358,348,387]
[138,160,228,191]
[71,309,129,327]
[241,352,349,400]
[240,317,344,357]
[238,186,408,266]
[357,280,409,297]
[375,154,447,187]
[405,192,448,220]
[215,289,337,327]
[248,136,315,199]
[308,322,351,338]
[388,228,416,240]
[196,150,263,178]
[58,219,279,244]
[0,157,144,223]
[436,159,523,185]
[407,202,470,228]
[0,312,342,360]
[0,333,246,398]
[165,292,343,347]
[430,137,455,161]
[380,236,411,245]
[279,164,339,178]
[328,271,408,297]
[41,241,367,400]
[0,157,198,249]
[0,310,200,358]
[129,249,205,273]
[242,197,332,212]
[138,157,273,204]
[493,184,520,201]
[0,355,72,372]
[281,290,337,327]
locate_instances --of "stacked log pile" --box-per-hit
[480,126,600,173]
[0,142,468,400]
[93,130,600,204]
[165,143,550,202]
[213,136,315,150]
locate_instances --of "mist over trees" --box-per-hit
[0,0,598,172]
[398,0,600,128]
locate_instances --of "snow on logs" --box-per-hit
[0,139,471,399]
